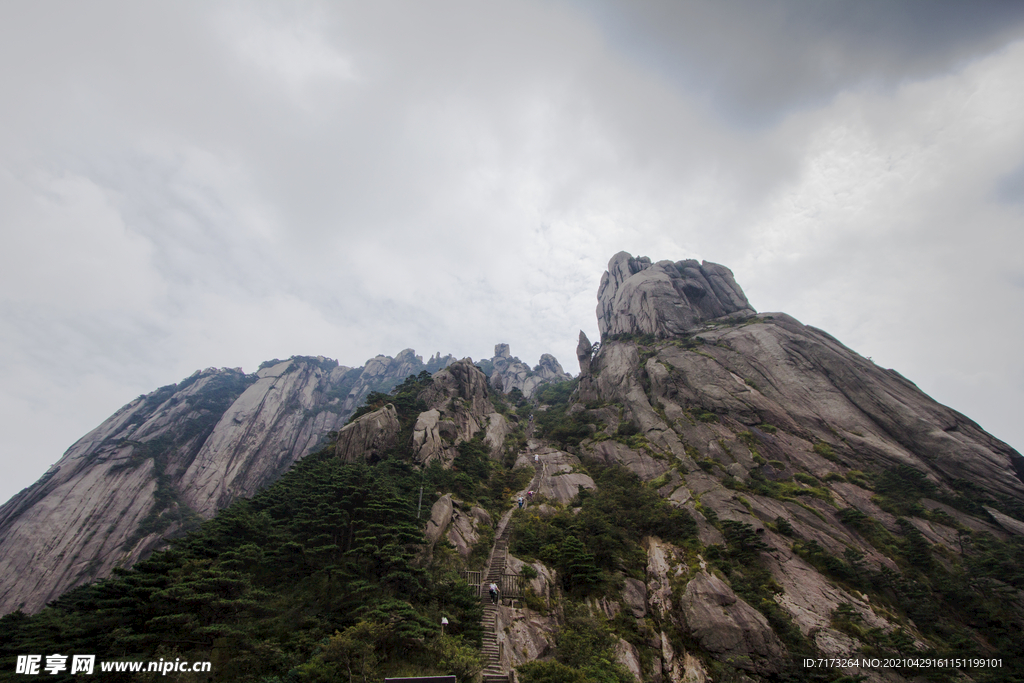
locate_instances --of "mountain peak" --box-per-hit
[597,251,755,339]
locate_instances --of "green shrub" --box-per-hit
[737,431,758,448]
[793,472,819,486]
[812,441,837,461]
[517,660,591,683]
[774,516,795,536]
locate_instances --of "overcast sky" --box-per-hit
[2,0,1023,504]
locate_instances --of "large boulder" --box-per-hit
[576,330,594,375]
[334,404,400,463]
[412,359,502,466]
[679,572,786,673]
[596,252,755,339]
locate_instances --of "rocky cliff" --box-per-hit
[4,251,1024,683]
[518,251,1024,681]
[477,343,573,398]
[0,350,454,615]
[597,251,755,339]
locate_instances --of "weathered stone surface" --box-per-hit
[0,368,257,615]
[425,493,454,545]
[679,571,786,673]
[496,604,558,669]
[0,350,456,615]
[646,536,684,618]
[409,359,504,467]
[577,330,594,375]
[424,495,491,559]
[615,638,643,681]
[507,553,556,604]
[587,440,670,481]
[621,577,648,618]
[984,506,1024,537]
[485,343,572,398]
[763,540,889,636]
[596,252,755,339]
[680,651,710,683]
[333,404,400,463]
[446,501,486,559]
[420,358,491,418]
[920,499,1006,537]
[483,412,511,457]
[660,632,682,683]
[412,409,445,464]
[526,446,596,504]
[336,348,455,415]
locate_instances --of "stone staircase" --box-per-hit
[479,453,543,683]
[481,514,513,682]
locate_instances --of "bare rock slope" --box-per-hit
[597,251,755,339]
[0,351,453,615]
[478,343,572,398]
[544,252,1024,680]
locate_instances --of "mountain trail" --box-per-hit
[478,449,543,680]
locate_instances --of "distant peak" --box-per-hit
[597,252,755,339]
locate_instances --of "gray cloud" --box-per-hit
[579,0,1024,125]
[1,0,1023,502]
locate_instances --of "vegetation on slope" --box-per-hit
[0,373,488,682]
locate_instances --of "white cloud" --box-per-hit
[1,1,1023,502]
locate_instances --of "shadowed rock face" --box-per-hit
[597,251,755,339]
[566,253,1024,677]
[412,359,510,465]
[334,405,400,463]
[680,572,786,673]
[0,351,455,615]
[483,343,572,398]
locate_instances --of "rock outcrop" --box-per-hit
[0,351,454,615]
[411,359,511,465]
[597,251,755,339]
[480,343,572,398]
[570,252,1024,679]
[6,250,1024,683]
[679,572,786,673]
[514,439,595,504]
[424,493,493,559]
[334,404,400,463]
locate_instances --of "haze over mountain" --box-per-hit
[2,253,1022,682]
[3,1,1024,506]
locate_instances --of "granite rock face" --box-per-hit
[597,251,755,339]
[481,343,572,398]
[570,253,1024,679]
[334,404,400,463]
[514,439,596,504]
[412,359,507,465]
[0,351,454,615]
[679,572,786,673]
[6,251,1024,683]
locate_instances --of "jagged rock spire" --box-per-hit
[596,251,755,339]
